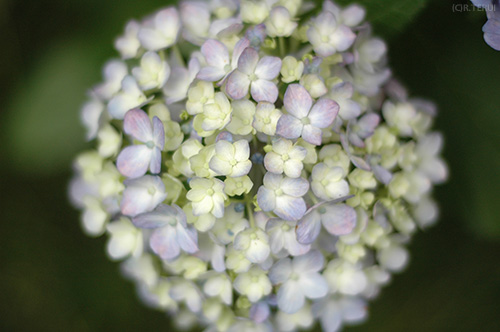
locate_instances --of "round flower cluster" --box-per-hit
[70,1,447,331]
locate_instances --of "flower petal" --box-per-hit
[226,70,251,100]
[283,84,312,119]
[237,47,259,75]
[149,147,162,174]
[302,124,323,145]
[269,257,292,284]
[117,145,152,178]
[232,37,251,67]
[300,273,328,299]
[308,99,339,128]
[152,116,165,149]
[233,140,250,161]
[255,56,282,80]
[296,210,322,244]
[201,39,230,68]
[176,224,199,253]
[281,177,309,197]
[132,204,177,228]
[257,187,276,212]
[321,204,357,236]
[293,250,324,272]
[275,196,306,221]
[277,281,304,314]
[197,66,227,82]
[251,79,279,103]
[276,114,303,139]
[150,227,180,260]
[123,108,153,142]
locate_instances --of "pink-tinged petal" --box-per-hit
[117,145,152,178]
[293,250,324,272]
[302,125,323,146]
[150,227,180,260]
[176,224,199,253]
[357,113,380,138]
[269,257,292,284]
[275,196,306,221]
[277,281,304,314]
[333,25,356,52]
[237,47,259,75]
[232,38,251,67]
[201,39,230,68]
[251,79,279,103]
[196,66,227,82]
[257,187,276,212]
[300,273,328,299]
[321,204,357,236]
[296,210,322,244]
[149,147,162,174]
[152,116,165,149]
[283,84,312,119]
[276,114,303,139]
[255,56,282,80]
[308,99,339,128]
[226,70,251,100]
[132,204,177,228]
[281,177,309,197]
[123,109,153,142]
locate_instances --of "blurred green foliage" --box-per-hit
[1,0,499,331]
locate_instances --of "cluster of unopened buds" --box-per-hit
[70,0,448,331]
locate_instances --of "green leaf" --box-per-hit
[335,0,431,38]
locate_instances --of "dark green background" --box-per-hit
[1,0,499,331]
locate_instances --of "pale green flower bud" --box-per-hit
[299,74,328,98]
[266,6,298,38]
[241,0,270,24]
[97,124,122,158]
[348,169,377,190]
[280,56,304,83]
[224,176,254,196]
[233,266,272,302]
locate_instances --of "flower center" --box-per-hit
[282,153,289,161]
[290,272,300,281]
[249,73,258,82]
[146,141,155,149]
[263,117,271,124]
[301,117,311,125]
[318,207,327,214]
[275,189,284,196]
[206,188,214,195]
[224,64,232,72]
[321,35,329,43]
[148,186,156,195]
[281,224,290,232]
[230,159,237,166]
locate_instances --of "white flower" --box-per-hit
[203,272,233,305]
[96,124,122,158]
[211,205,249,244]
[163,57,201,104]
[186,177,227,218]
[226,99,256,135]
[210,139,252,177]
[314,296,367,332]
[319,144,351,174]
[307,12,356,57]
[311,163,349,201]
[180,1,211,44]
[377,243,409,272]
[132,51,170,90]
[81,98,105,140]
[171,138,204,177]
[280,56,304,83]
[81,196,108,236]
[275,304,314,332]
[224,176,254,196]
[266,6,297,37]
[257,172,309,221]
[108,76,149,119]
[264,138,307,178]
[106,217,143,260]
[94,60,128,101]
[269,250,329,314]
[265,218,310,256]
[186,80,215,115]
[253,102,282,136]
[120,175,167,217]
[115,20,141,59]
[323,259,368,295]
[138,7,181,51]
[225,245,252,273]
[234,266,272,302]
[233,228,271,263]
[327,82,362,120]
[300,74,328,99]
[193,92,232,135]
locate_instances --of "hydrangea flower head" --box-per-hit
[71,1,447,331]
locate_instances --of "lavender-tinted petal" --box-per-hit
[357,113,380,138]
[302,125,323,146]
[283,84,312,119]
[321,204,357,236]
[152,116,165,149]
[300,273,328,299]
[123,108,153,142]
[149,147,162,174]
[372,164,393,185]
[201,39,230,68]
[255,56,282,80]
[276,114,303,139]
[308,99,339,128]
[257,187,276,212]
[296,210,322,244]
[251,79,279,103]
[226,70,251,100]
[232,37,251,66]
[293,249,324,272]
[283,231,311,256]
[350,154,372,171]
[117,145,152,178]
[176,224,199,253]
[275,196,306,221]
[197,66,227,81]
[249,302,270,323]
[269,257,292,284]
[281,177,309,197]
[132,204,178,228]
[484,18,500,51]
[277,281,304,314]
[150,227,180,260]
[237,47,259,75]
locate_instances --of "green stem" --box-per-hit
[308,191,319,205]
[171,44,185,67]
[246,200,255,228]
[279,37,286,58]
